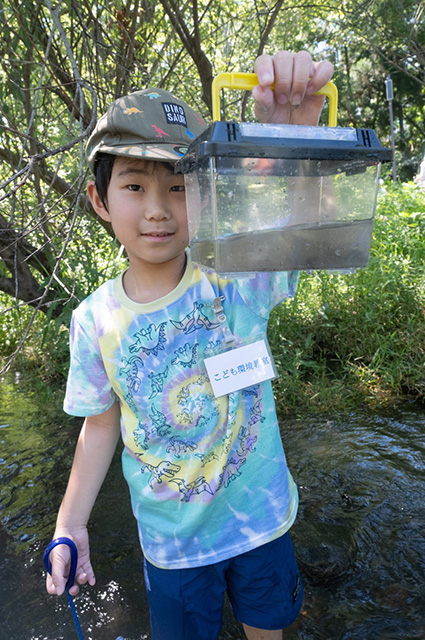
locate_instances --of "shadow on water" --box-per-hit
[1,373,424,640]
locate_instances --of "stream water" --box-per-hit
[1,373,424,640]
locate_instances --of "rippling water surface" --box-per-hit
[1,375,424,640]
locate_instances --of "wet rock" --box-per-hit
[294,522,357,585]
[340,492,354,509]
[340,491,368,511]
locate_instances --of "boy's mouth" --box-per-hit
[143,231,173,237]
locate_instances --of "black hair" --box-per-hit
[93,153,177,210]
[94,152,115,209]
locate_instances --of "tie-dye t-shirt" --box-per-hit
[64,255,299,569]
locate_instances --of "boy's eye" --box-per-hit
[128,184,142,192]
[171,185,185,192]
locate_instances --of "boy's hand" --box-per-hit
[252,50,334,126]
[45,526,96,596]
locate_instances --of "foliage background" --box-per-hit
[1,0,425,412]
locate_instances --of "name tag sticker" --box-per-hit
[204,339,277,397]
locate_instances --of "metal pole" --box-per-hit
[385,75,397,182]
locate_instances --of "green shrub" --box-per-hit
[269,181,425,414]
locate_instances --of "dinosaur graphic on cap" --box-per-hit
[152,124,170,138]
[124,107,142,115]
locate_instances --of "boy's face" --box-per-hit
[92,157,189,269]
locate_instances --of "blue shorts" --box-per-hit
[143,532,303,640]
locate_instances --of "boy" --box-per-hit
[46,50,334,640]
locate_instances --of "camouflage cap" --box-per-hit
[86,88,207,172]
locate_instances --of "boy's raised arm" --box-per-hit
[252,49,334,126]
[46,402,121,596]
[251,50,336,226]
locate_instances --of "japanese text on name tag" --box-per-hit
[204,339,276,397]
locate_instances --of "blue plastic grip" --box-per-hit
[43,536,78,592]
[44,539,123,640]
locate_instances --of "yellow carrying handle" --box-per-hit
[211,72,338,127]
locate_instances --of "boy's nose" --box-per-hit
[145,193,171,220]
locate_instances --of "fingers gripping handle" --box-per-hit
[44,536,78,592]
[44,537,86,640]
[211,72,338,126]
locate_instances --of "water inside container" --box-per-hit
[190,218,373,273]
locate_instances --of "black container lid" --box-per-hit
[176,121,392,173]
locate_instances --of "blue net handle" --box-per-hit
[43,536,78,591]
[44,537,125,640]
[44,537,84,640]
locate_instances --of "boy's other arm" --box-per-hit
[46,402,121,596]
[252,49,334,126]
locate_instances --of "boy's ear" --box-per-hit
[87,181,110,221]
